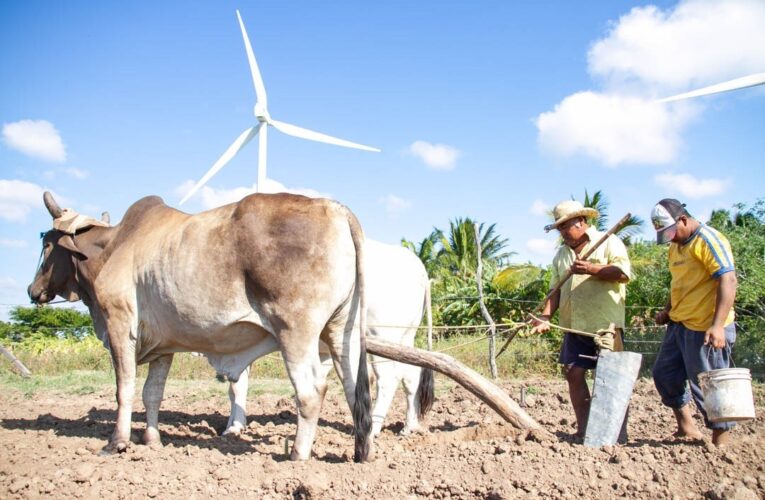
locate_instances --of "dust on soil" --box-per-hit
[1,377,763,499]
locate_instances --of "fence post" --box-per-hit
[474,223,498,379]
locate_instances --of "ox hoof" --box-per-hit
[400,425,423,437]
[222,425,244,437]
[100,440,129,455]
[142,430,162,448]
[289,449,311,461]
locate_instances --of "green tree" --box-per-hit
[401,231,441,275]
[435,217,513,279]
[581,189,644,244]
[707,200,765,370]
[625,240,671,329]
[1,306,94,342]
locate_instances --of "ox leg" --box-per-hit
[142,354,173,447]
[370,357,399,436]
[282,344,328,461]
[401,363,423,435]
[104,329,137,454]
[224,365,250,435]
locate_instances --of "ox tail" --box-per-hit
[347,210,372,463]
[416,279,435,419]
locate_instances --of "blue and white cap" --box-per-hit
[651,199,688,244]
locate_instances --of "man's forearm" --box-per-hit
[539,288,561,318]
[712,272,737,328]
[586,263,628,282]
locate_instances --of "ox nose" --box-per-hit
[27,283,45,304]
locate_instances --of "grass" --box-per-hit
[0,331,567,400]
[426,332,563,379]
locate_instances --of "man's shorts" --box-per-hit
[559,329,624,370]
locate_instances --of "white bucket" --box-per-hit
[698,368,756,423]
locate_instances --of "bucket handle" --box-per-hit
[704,342,735,368]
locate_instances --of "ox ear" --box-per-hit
[57,235,87,260]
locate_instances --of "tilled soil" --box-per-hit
[1,377,763,499]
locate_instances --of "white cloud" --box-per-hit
[536,0,765,167]
[526,238,557,258]
[0,239,27,248]
[653,172,731,198]
[529,199,550,216]
[536,92,698,166]
[2,120,67,163]
[175,179,331,210]
[0,179,47,222]
[589,0,765,90]
[64,168,88,179]
[379,194,412,215]
[407,140,460,170]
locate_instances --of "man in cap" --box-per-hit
[650,199,737,446]
[530,200,631,439]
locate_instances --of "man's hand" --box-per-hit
[655,309,670,325]
[571,259,592,275]
[704,324,726,349]
[529,315,551,335]
[594,329,615,351]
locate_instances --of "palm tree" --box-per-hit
[581,189,644,245]
[435,217,513,278]
[401,231,441,275]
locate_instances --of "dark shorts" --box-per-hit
[559,330,623,370]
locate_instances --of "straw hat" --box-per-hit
[544,200,599,233]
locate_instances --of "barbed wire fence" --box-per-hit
[1,298,763,379]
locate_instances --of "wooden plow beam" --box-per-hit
[366,337,543,432]
[0,344,32,378]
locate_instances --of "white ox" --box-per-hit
[28,192,375,462]
[220,240,434,437]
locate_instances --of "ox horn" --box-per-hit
[43,191,63,219]
[101,212,110,224]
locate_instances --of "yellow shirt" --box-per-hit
[668,224,735,331]
[550,226,631,333]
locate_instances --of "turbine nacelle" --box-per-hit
[254,102,270,123]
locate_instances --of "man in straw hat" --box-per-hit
[650,199,737,446]
[530,200,631,440]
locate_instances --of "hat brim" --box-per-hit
[545,208,599,232]
[656,224,677,244]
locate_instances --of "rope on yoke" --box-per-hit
[526,312,600,339]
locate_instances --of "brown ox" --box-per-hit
[28,191,373,462]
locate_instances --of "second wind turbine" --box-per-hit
[180,10,380,205]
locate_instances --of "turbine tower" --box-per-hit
[180,10,380,205]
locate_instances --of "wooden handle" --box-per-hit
[533,213,632,315]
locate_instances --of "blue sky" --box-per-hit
[1,0,764,319]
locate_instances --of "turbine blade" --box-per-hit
[657,73,765,103]
[236,10,268,107]
[179,125,261,205]
[270,120,381,152]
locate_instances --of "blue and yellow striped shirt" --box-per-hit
[668,224,735,331]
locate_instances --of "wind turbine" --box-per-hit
[657,73,765,103]
[180,10,380,205]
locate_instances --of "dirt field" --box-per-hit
[1,376,763,499]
